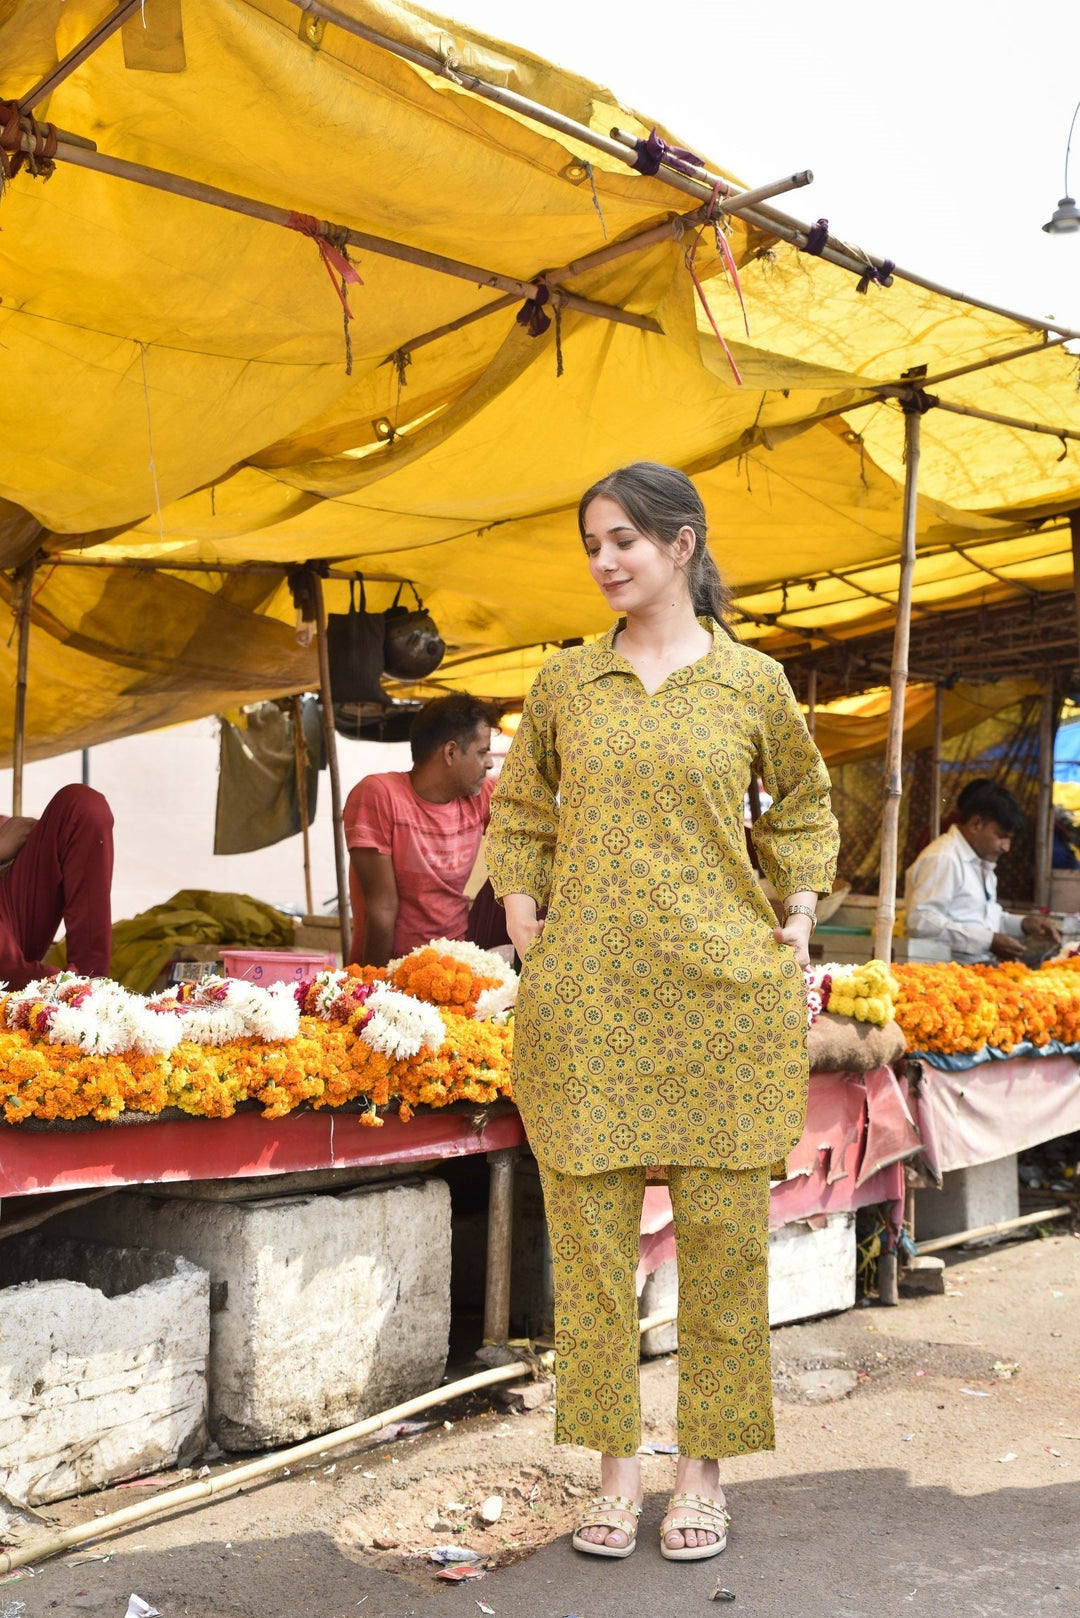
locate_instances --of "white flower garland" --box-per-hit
[361,984,445,1061]
[4,973,299,1057]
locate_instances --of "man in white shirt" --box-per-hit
[905,779,1061,963]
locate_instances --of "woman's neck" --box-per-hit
[616,594,706,656]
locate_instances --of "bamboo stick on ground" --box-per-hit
[0,1311,679,1573]
[917,1206,1070,1255]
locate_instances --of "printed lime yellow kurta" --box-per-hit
[487,621,839,1175]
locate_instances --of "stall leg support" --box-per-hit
[483,1147,518,1345]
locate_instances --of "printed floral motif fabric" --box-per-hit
[539,1161,774,1457]
[487,620,839,1174]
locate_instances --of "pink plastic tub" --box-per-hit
[219,949,337,985]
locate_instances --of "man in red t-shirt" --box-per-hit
[344,694,498,965]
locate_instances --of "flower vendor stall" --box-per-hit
[892,954,1080,1181]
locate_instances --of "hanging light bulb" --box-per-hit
[1043,99,1080,233]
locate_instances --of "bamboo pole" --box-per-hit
[0,1363,526,1576]
[1035,682,1056,910]
[929,684,945,842]
[805,666,817,740]
[301,0,1080,335]
[18,0,143,112]
[310,570,352,963]
[9,131,658,334]
[291,695,315,916]
[0,1310,680,1575]
[874,407,922,963]
[11,557,35,817]
[917,1205,1070,1255]
[1071,512,1080,666]
[931,395,1080,443]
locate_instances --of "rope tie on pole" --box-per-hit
[855,256,896,294]
[630,126,704,178]
[0,100,58,191]
[900,390,939,416]
[285,211,363,373]
[580,159,608,238]
[803,217,830,255]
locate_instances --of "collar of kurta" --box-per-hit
[576,617,754,692]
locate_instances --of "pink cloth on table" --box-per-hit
[915,1054,1080,1175]
[344,772,495,960]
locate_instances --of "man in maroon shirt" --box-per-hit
[344,695,498,966]
[0,784,114,989]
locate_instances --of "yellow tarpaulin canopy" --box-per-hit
[2,0,1079,758]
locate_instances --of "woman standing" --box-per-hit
[487,462,838,1562]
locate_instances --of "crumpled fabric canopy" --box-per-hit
[2,0,1079,759]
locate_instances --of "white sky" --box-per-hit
[458,0,1080,329]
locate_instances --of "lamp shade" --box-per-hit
[1043,195,1080,233]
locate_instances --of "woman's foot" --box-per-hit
[574,1454,643,1551]
[661,1456,727,1553]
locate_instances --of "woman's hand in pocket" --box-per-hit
[505,893,544,963]
[773,913,814,969]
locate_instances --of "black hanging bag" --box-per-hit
[325,579,389,706]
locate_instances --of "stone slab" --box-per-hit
[64,1177,451,1450]
[0,1234,208,1504]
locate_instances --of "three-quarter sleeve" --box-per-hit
[487,663,562,907]
[751,662,839,899]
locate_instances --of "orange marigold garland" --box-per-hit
[0,946,516,1127]
[893,956,1080,1055]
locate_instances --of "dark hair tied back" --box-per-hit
[577,461,735,638]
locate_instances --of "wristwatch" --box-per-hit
[783,903,818,934]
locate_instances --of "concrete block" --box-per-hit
[640,1259,678,1357]
[65,1178,451,1450]
[639,1213,858,1348]
[915,1153,1019,1241]
[0,1235,208,1504]
[901,1254,946,1295]
[768,1214,856,1326]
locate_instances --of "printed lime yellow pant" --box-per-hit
[537,1162,774,1459]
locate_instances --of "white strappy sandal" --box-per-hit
[571,1493,643,1559]
[659,1491,731,1561]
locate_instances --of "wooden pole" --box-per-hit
[930,684,945,842]
[286,2,1080,337]
[1035,681,1056,910]
[291,695,315,917]
[874,406,922,963]
[11,557,36,817]
[483,1146,518,1346]
[310,571,352,963]
[1071,511,1080,666]
[806,666,817,740]
[9,132,658,335]
[18,1,144,112]
[930,395,1080,444]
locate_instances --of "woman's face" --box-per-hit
[581,496,692,614]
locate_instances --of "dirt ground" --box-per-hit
[5,1228,1079,1618]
